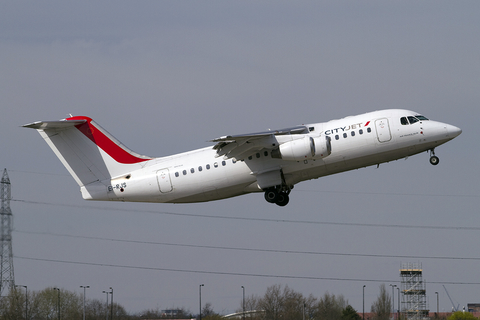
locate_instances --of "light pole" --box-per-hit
[110,287,113,320]
[241,286,245,320]
[390,284,396,320]
[199,284,204,320]
[435,292,439,314]
[54,287,61,320]
[363,285,366,320]
[16,285,27,320]
[80,285,90,320]
[103,290,110,320]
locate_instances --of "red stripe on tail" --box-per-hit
[66,116,151,164]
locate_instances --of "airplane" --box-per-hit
[23,109,461,206]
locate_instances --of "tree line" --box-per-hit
[0,283,476,320]
[0,287,130,320]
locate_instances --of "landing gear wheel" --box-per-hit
[264,187,291,206]
[430,155,439,166]
[275,193,289,207]
[264,175,292,206]
[264,189,278,203]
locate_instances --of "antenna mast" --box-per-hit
[0,169,15,297]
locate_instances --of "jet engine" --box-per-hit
[272,136,331,161]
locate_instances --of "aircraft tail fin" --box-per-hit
[23,116,153,192]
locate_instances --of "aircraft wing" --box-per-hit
[211,126,310,160]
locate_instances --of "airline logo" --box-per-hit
[66,116,152,164]
[324,121,371,136]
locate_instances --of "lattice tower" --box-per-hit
[0,169,15,297]
[400,262,428,320]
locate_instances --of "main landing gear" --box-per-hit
[429,149,439,166]
[264,186,291,206]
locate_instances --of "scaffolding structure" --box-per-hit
[400,263,428,320]
[0,169,15,297]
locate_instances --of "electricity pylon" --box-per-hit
[0,169,15,297]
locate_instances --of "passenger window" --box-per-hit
[183,170,187,175]
[335,135,339,140]
[256,153,260,158]
[408,116,419,124]
[343,133,347,138]
[198,166,202,172]
[401,117,409,125]
[264,151,268,157]
[214,162,218,168]
[359,129,363,135]
[351,131,355,137]
[222,161,226,166]
[232,159,237,164]
[206,164,211,170]
[175,172,179,177]
[248,156,252,160]
[367,127,372,133]
[190,168,195,173]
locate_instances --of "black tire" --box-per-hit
[275,193,289,207]
[264,190,278,203]
[430,156,439,166]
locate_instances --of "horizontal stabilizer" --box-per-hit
[23,120,86,130]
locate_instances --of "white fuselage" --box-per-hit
[96,109,460,203]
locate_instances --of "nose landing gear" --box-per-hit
[429,149,439,165]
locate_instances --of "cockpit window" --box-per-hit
[415,115,429,121]
[407,116,419,124]
[400,115,428,126]
[401,115,429,125]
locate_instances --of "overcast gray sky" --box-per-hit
[1,1,479,315]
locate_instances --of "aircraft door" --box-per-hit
[375,118,392,142]
[156,169,173,193]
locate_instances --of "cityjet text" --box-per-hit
[324,121,370,136]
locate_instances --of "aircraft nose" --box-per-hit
[447,124,462,138]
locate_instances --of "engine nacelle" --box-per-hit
[272,136,331,161]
